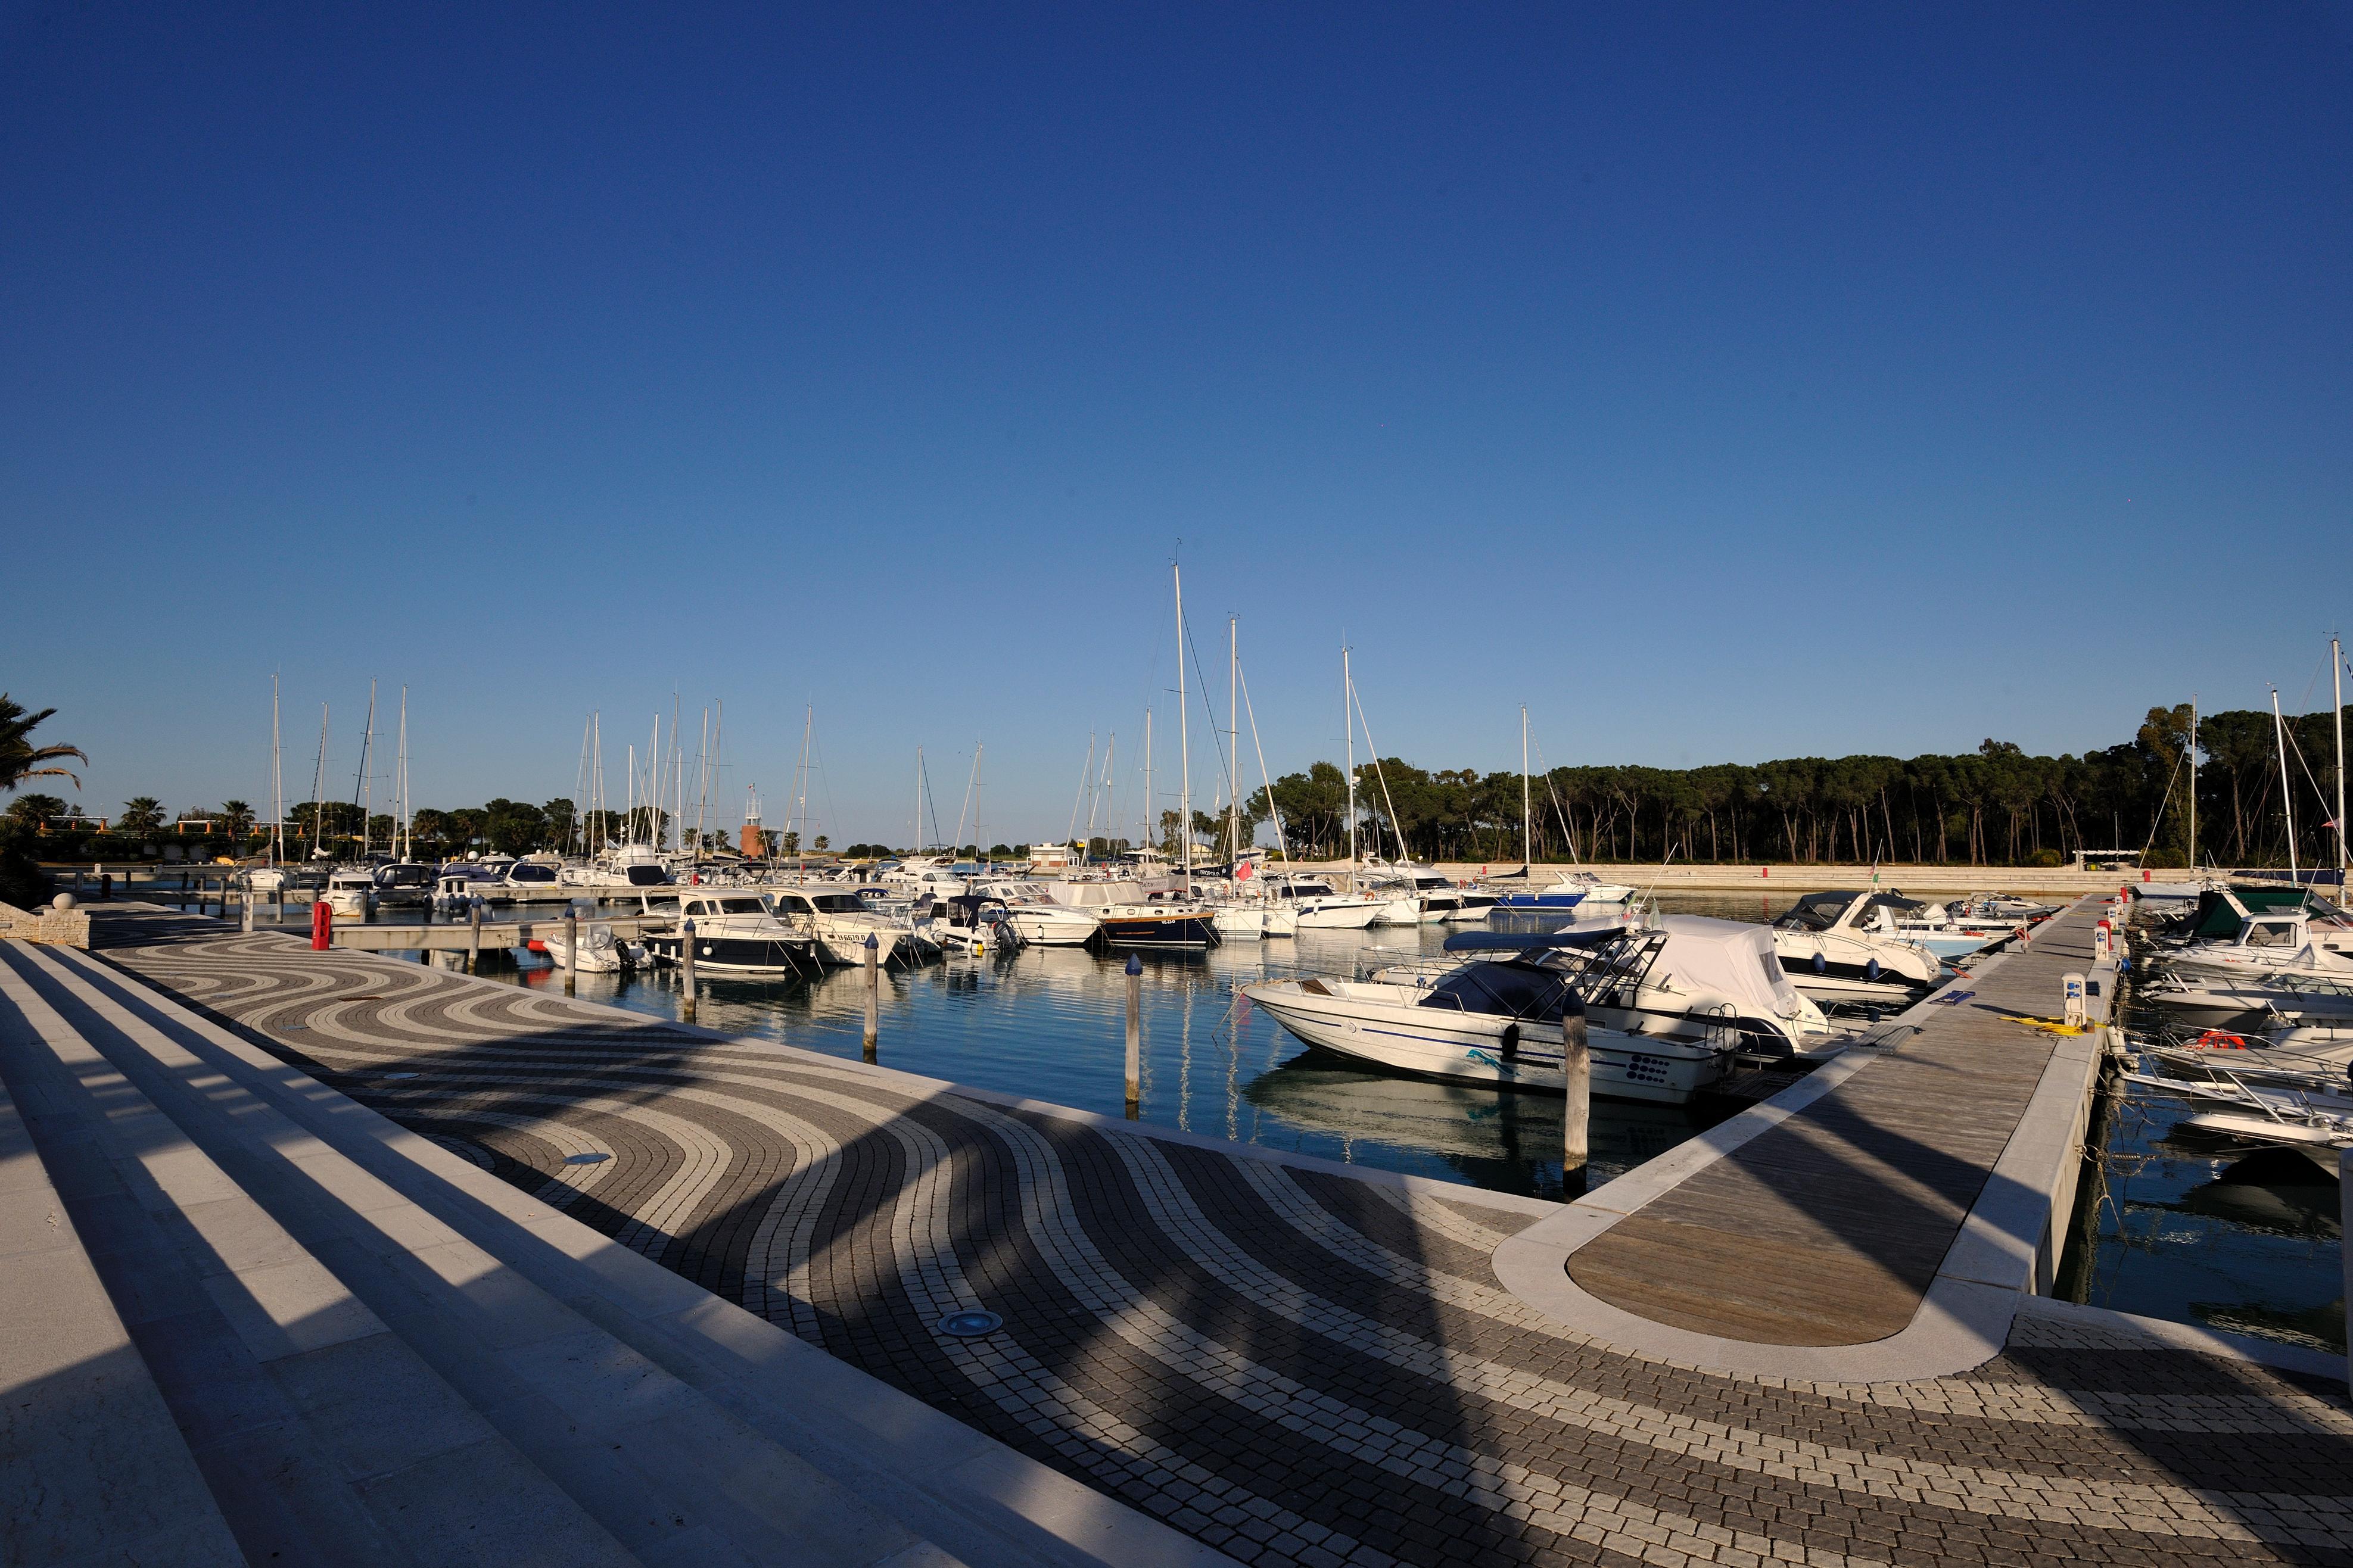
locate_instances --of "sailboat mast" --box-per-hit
[1175,562,1192,891]
[311,704,329,858]
[795,705,813,876]
[1228,616,1240,863]
[2188,696,2198,874]
[354,680,376,859]
[396,686,409,861]
[2330,640,2350,883]
[2273,687,2299,886]
[1521,706,1532,869]
[269,677,283,869]
[1343,646,1357,887]
[1143,709,1153,857]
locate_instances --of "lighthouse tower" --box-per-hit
[740,785,767,860]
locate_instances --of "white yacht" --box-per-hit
[2162,906,2353,984]
[528,914,645,972]
[972,879,1103,947]
[1261,875,1384,930]
[1242,952,1736,1103]
[1372,917,1850,1061]
[1767,890,1945,1002]
[764,887,939,966]
[638,891,821,975]
[321,868,375,918]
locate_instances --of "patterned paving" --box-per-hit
[90,908,2353,1567]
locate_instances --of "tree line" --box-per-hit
[1248,703,2353,868]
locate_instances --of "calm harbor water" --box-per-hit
[173,883,2344,1351]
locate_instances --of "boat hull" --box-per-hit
[1243,983,1727,1105]
[1098,912,1219,949]
[643,934,819,975]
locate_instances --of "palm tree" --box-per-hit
[5,792,64,828]
[117,797,166,835]
[218,800,256,838]
[0,694,85,794]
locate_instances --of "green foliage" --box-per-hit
[1245,701,2353,868]
[0,694,85,793]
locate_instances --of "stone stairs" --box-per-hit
[0,937,1232,1568]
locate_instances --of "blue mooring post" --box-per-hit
[1123,952,1143,1117]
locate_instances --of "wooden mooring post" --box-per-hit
[562,909,578,994]
[1562,1008,1591,1198]
[862,934,880,1062]
[1123,952,1143,1117]
[680,918,698,1023]
[467,900,483,972]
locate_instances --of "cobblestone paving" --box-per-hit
[91,912,2353,1567]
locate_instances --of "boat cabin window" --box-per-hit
[511,863,558,883]
[711,897,767,915]
[2246,921,2300,947]
[1418,961,1575,1023]
[1774,893,1854,933]
[807,893,864,913]
[643,897,681,915]
[1288,881,1334,897]
[625,864,668,885]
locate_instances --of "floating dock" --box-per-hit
[4,900,2349,1567]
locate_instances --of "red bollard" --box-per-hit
[311,900,332,950]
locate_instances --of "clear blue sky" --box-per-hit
[5,4,2349,846]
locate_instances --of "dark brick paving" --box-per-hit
[73,907,2353,1568]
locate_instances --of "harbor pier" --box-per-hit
[5,900,2351,1566]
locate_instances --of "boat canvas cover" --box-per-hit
[2191,887,2314,941]
[1657,915,1808,1021]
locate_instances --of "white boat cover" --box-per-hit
[1656,915,1809,1021]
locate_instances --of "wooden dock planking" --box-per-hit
[1568,899,2107,1346]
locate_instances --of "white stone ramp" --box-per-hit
[0,1074,244,1568]
[0,937,1234,1568]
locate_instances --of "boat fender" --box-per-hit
[1865,958,1881,983]
[1498,1024,1520,1064]
[1812,952,1827,974]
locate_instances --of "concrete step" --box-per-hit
[0,1074,245,1568]
[2,940,995,1568]
[0,946,640,1567]
[26,937,1232,1568]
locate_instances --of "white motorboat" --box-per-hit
[1767,890,1944,1002]
[1210,902,1265,940]
[2162,906,2353,984]
[1375,916,1852,1061]
[972,880,1103,947]
[1865,896,2004,961]
[321,869,374,918]
[561,843,676,890]
[529,917,645,973]
[765,886,939,966]
[2137,969,2353,1028]
[923,892,1026,955]
[1241,958,1735,1103]
[639,891,821,975]
[1262,875,1383,930]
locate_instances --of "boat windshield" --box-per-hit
[1774,893,1854,933]
[1417,961,1576,1023]
[511,863,558,883]
[625,864,670,886]
[807,893,866,913]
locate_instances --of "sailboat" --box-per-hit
[1487,709,1634,908]
[1093,562,1219,947]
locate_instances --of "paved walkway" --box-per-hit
[46,907,2353,1566]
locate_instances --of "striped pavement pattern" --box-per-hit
[86,909,2353,1568]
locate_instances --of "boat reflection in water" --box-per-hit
[1241,1055,1728,1200]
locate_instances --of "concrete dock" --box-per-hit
[7,902,2353,1566]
